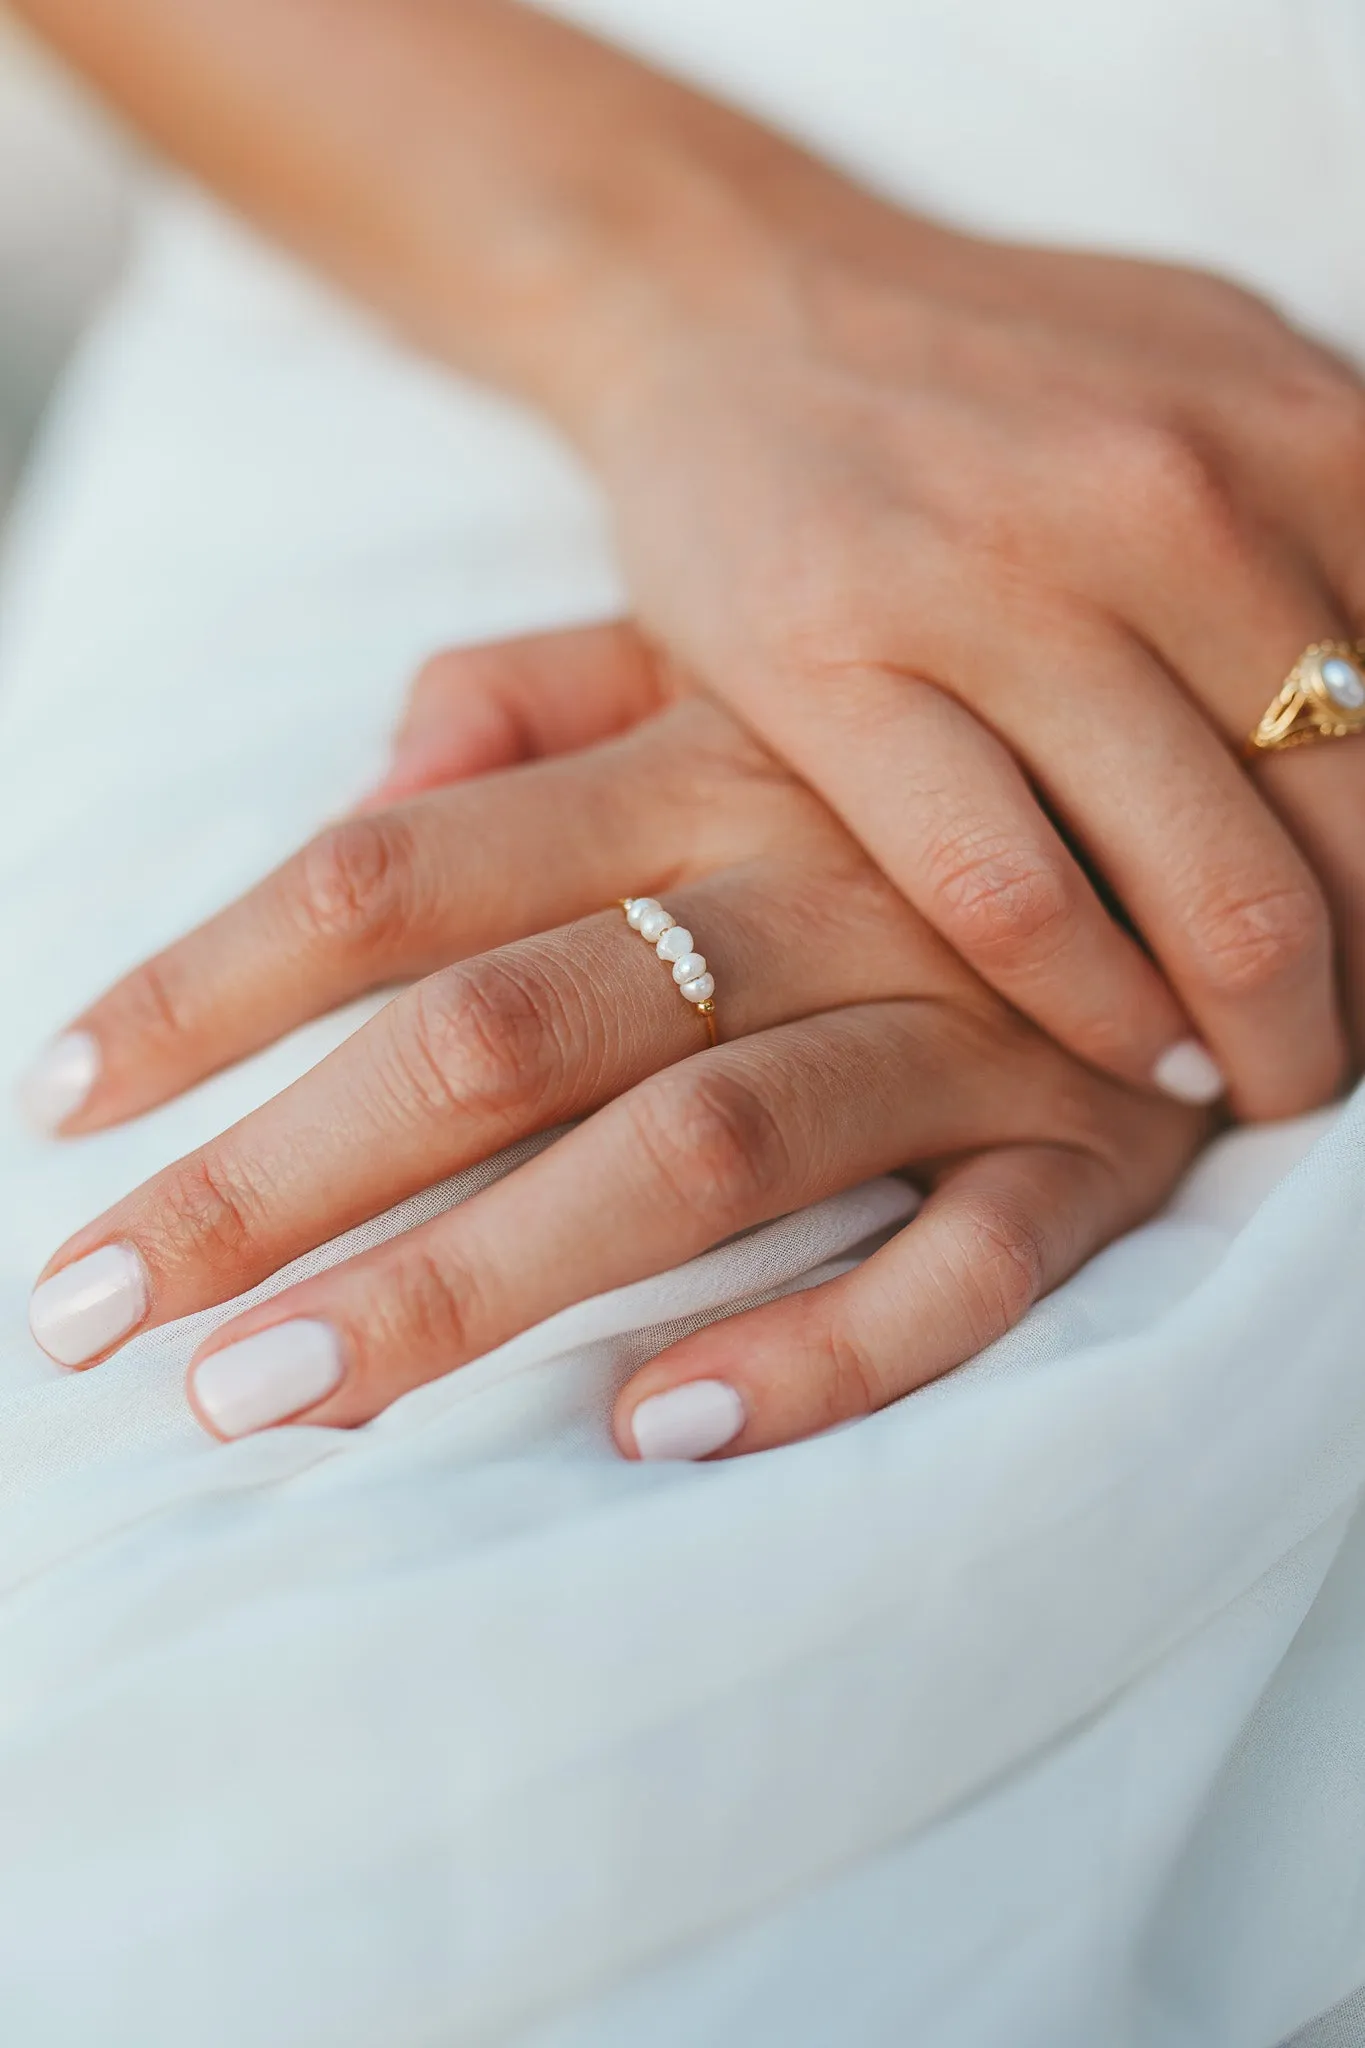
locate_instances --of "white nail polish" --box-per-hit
[631,1379,746,1462]
[191,1319,344,1438]
[1153,1039,1226,1106]
[16,1030,100,1132]
[29,1243,149,1366]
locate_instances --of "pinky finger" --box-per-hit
[614,1143,1152,1460]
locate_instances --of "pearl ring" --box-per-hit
[619,899,719,1046]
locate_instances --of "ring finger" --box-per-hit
[1085,462,1365,1056]
[953,605,1345,1119]
[27,867,963,1369]
[179,999,1194,1439]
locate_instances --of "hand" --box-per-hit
[21,0,1362,1117]
[24,628,1202,1458]
[573,215,1365,1121]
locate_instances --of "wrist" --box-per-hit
[502,138,806,441]
[425,118,812,437]
[418,74,950,458]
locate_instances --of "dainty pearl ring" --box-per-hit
[619,899,719,1046]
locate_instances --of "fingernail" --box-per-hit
[191,1319,344,1438]
[630,1379,746,1462]
[16,1030,100,1132]
[29,1243,149,1366]
[1152,1039,1226,1105]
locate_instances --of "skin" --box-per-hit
[30,626,1204,1453]
[10,0,1365,1114]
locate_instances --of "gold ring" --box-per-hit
[618,898,718,1047]
[1245,640,1365,755]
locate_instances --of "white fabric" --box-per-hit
[2,3,1365,2042]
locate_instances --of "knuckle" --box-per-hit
[146,1151,265,1272]
[629,697,826,861]
[925,827,1073,967]
[627,1064,791,1237]
[409,648,468,703]
[375,1239,485,1371]
[109,952,192,1049]
[407,645,515,726]
[1109,421,1236,538]
[290,816,413,952]
[397,954,560,1124]
[821,1310,890,1423]
[1270,364,1365,461]
[949,1189,1050,1348]
[1185,879,1327,998]
[1111,418,1201,493]
[1325,388,1365,472]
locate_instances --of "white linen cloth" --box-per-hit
[2,2,1365,2041]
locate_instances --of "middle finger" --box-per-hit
[176,997,1192,1439]
[27,866,963,1367]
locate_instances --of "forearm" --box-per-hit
[9,0,904,433]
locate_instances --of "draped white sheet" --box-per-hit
[2,3,1365,2042]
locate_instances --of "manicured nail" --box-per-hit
[29,1243,149,1366]
[16,1030,100,1132]
[191,1319,344,1438]
[1152,1039,1226,1105]
[630,1379,746,1462]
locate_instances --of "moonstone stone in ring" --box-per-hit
[1321,655,1365,711]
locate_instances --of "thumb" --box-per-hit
[360,618,667,808]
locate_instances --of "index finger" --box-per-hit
[17,735,671,1137]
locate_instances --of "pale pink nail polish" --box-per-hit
[191,1319,344,1438]
[16,1030,100,1132]
[1152,1039,1226,1106]
[29,1243,148,1366]
[631,1380,746,1461]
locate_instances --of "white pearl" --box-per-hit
[680,972,716,1004]
[626,898,658,931]
[671,952,706,984]
[1322,655,1365,711]
[656,925,693,963]
[639,907,675,942]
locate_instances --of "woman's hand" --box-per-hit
[20,0,1365,1116]
[578,223,1365,1123]
[21,0,1365,1122]
[24,629,1201,1459]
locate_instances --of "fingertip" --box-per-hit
[15,1029,101,1135]
[1151,1038,1227,1106]
[618,1378,747,1462]
[188,1317,345,1439]
[28,1241,149,1367]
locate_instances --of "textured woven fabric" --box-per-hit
[2,5,1365,2042]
